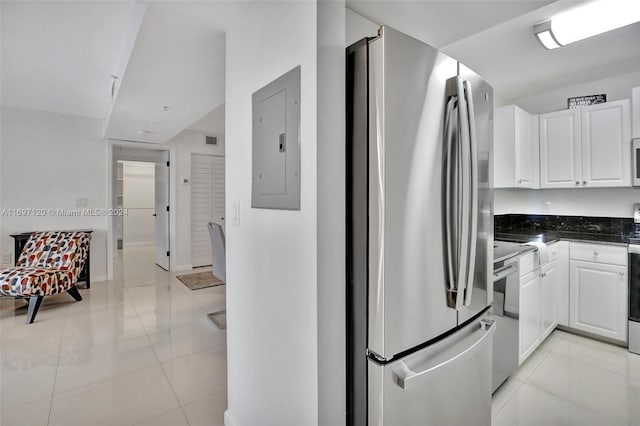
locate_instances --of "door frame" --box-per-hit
[106,140,177,280]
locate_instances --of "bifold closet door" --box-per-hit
[191,154,225,268]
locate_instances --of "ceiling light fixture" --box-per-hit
[534,0,640,49]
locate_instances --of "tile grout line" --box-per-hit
[522,381,622,424]
[492,377,525,418]
[47,306,70,426]
[545,342,640,382]
[523,332,630,424]
[128,284,192,426]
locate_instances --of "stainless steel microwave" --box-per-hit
[635,139,640,186]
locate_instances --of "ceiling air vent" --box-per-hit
[205,136,218,146]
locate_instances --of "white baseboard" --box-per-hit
[173,264,193,272]
[224,410,241,426]
[90,275,108,283]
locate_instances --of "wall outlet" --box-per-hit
[2,254,11,265]
[542,201,551,213]
[75,197,89,207]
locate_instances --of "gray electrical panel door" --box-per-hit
[251,66,301,210]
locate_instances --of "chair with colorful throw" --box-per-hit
[0,231,91,323]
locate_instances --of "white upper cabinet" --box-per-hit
[494,105,539,188]
[539,100,631,188]
[581,100,631,187]
[539,108,582,188]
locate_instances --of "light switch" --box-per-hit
[232,200,240,226]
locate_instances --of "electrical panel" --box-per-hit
[251,66,301,210]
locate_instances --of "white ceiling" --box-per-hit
[2,1,639,143]
[0,1,134,118]
[347,0,640,102]
[442,1,640,100]
[188,103,225,137]
[347,0,556,47]
[104,2,247,143]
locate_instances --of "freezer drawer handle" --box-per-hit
[393,320,496,390]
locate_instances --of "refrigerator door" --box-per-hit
[368,317,495,426]
[368,26,459,360]
[457,63,494,325]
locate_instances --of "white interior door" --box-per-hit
[191,154,225,268]
[155,151,170,270]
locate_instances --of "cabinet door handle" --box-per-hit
[619,271,625,276]
[593,252,599,257]
[582,181,587,185]
[575,181,580,185]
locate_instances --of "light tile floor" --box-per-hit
[493,330,640,426]
[0,246,227,426]
[5,246,639,425]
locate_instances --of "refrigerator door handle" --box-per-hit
[444,96,457,301]
[455,76,471,310]
[463,80,478,306]
[392,320,496,389]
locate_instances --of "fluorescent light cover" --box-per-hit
[551,0,640,46]
[536,29,561,49]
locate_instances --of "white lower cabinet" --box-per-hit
[518,257,558,365]
[569,260,627,343]
[519,269,541,364]
[541,261,558,340]
[553,242,570,327]
[513,241,627,365]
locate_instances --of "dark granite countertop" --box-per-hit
[495,214,634,246]
[495,231,629,246]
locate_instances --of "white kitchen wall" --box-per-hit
[495,188,640,218]
[510,70,640,114]
[122,161,154,247]
[346,7,378,46]
[0,106,108,281]
[225,1,318,425]
[318,0,346,424]
[166,128,224,271]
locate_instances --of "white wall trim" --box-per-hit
[173,264,193,272]
[224,410,241,426]
[91,275,108,284]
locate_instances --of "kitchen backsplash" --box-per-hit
[495,214,635,239]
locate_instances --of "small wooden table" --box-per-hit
[10,230,93,288]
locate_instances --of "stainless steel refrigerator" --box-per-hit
[346,26,495,426]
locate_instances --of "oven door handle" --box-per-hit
[493,264,518,283]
